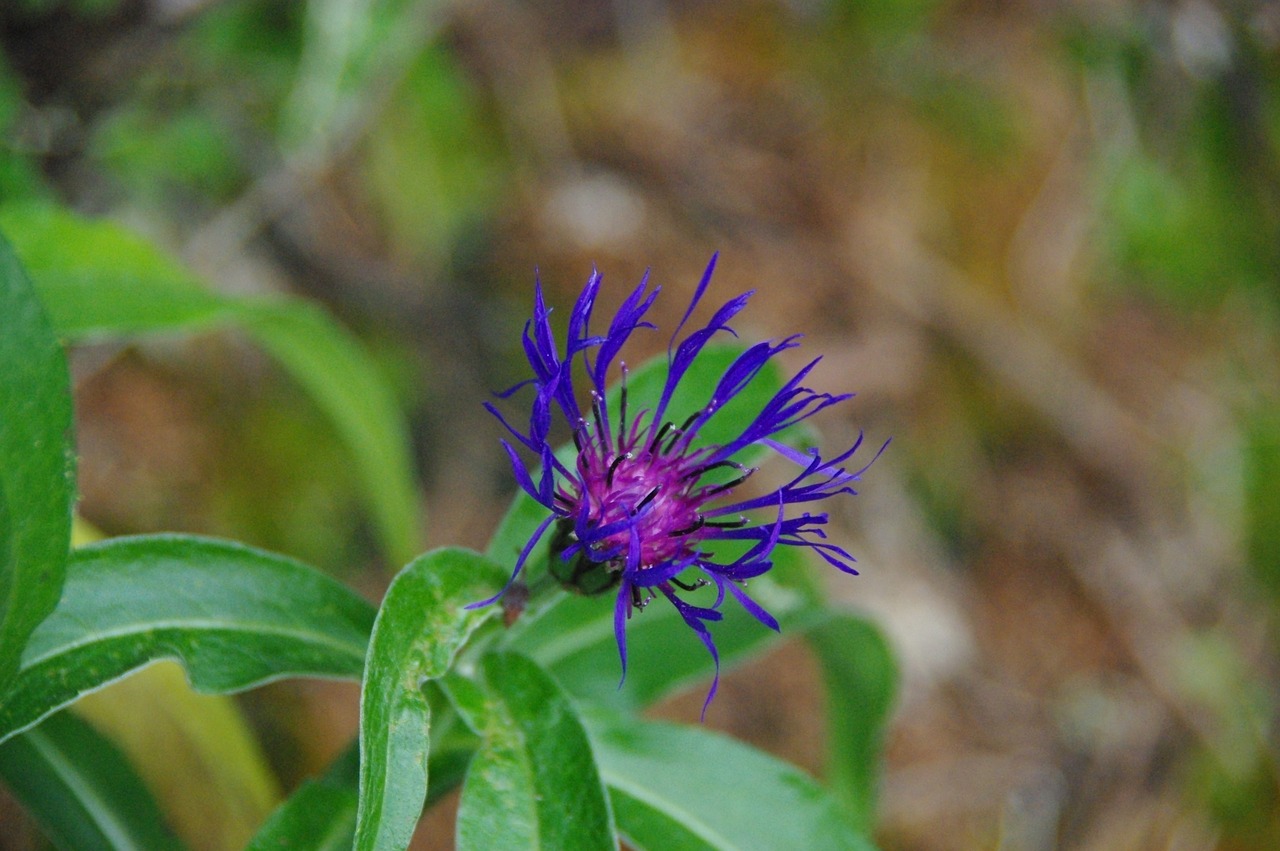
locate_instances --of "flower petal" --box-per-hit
[467,514,557,609]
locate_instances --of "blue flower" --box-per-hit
[474,254,884,713]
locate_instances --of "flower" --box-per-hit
[474,254,883,713]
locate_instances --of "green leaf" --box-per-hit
[232,301,420,570]
[355,548,507,851]
[448,653,616,851]
[0,203,422,566]
[71,660,280,851]
[247,743,359,851]
[587,713,876,851]
[0,228,74,693]
[0,206,228,336]
[806,613,897,833]
[0,534,376,745]
[0,711,186,851]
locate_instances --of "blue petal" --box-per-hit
[467,514,557,609]
[667,252,720,360]
[723,579,781,632]
[500,439,550,506]
[660,586,724,720]
[592,272,660,395]
[614,576,632,685]
[568,268,601,353]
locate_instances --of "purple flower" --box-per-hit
[475,254,883,713]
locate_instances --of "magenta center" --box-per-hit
[572,444,704,568]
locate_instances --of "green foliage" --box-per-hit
[0,58,49,203]
[189,0,306,132]
[588,711,876,851]
[361,44,506,264]
[1075,17,1280,310]
[808,614,898,832]
[0,534,376,745]
[1103,154,1243,305]
[9,0,123,16]
[241,301,423,566]
[0,230,74,694]
[91,104,243,202]
[827,0,949,42]
[1174,631,1280,844]
[355,548,506,851]
[449,653,616,850]
[0,215,894,849]
[1246,411,1280,600]
[0,711,186,851]
[0,204,423,566]
[247,745,359,851]
[0,204,229,333]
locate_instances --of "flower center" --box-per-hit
[581,446,703,568]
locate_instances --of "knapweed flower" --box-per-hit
[474,254,883,712]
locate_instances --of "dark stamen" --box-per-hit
[664,412,701,454]
[648,422,673,456]
[705,516,748,529]
[669,517,707,536]
[681,460,744,482]
[619,366,629,434]
[635,487,659,513]
[663,429,685,454]
[702,468,757,498]
[591,394,608,442]
[572,425,586,451]
[553,491,574,507]
[606,452,631,486]
[671,576,710,592]
[631,585,653,611]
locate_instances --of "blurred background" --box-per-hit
[3,0,1280,848]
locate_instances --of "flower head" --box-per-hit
[475,254,883,713]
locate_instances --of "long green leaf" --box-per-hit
[0,204,421,565]
[587,712,875,851]
[0,207,229,335]
[0,229,74,692]
[447,653,615,851]
[355,548,506,851]
[232,301,420,571]
[247,743,359,851]
[0,534,376,745]
[0,711,185,851]
[807,613,897,833]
